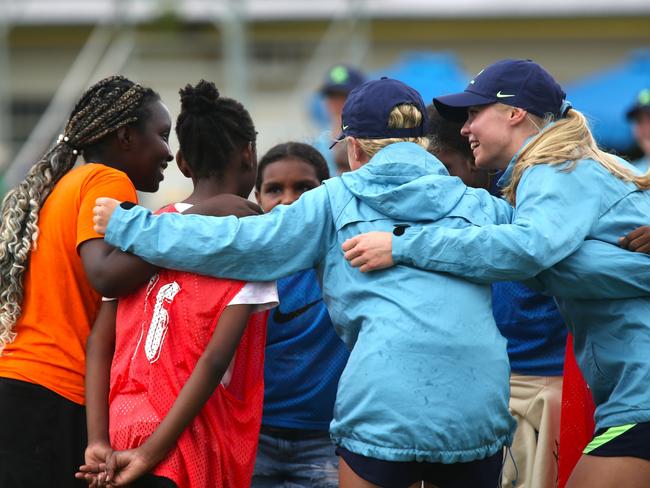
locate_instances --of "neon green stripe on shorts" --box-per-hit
[583,423,636,454]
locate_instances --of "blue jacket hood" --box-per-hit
[340,142,467,221]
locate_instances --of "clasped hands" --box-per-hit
[76,442,154,487]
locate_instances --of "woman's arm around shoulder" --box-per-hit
[81,194,263,298]
[345,163,602,282]
[97,186,336,282]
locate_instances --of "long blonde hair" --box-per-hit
[501,108,650,204]
[355,104,429,158]
[0,76,158,353]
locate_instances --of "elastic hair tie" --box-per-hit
[559,100,572,118]
[56,133,79,155]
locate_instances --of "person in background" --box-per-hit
[332,141,353,175]
[251,142,348,488]
[313,64,366,176]
[615,90,650,289]
[428,105,565,488]
[626,88,650,173]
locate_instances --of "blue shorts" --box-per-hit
[584,422,650,460]
[336,447,503,488]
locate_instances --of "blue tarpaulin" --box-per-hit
[371,51,469,105]
[564,50,650,152]
[311,51,469,128]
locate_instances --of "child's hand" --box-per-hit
[75,466,103,488]
[104,447,155,486]
[343,231,394,272]
[93,198,121,235]
[619,226,650,254]
[75,441,112,487]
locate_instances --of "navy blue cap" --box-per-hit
[433,59,567,122]
[320,65,366,96]
[329,77,427,148]
[626,88,650,121]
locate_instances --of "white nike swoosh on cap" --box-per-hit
[342,125,350,130]
[496,91,515,98]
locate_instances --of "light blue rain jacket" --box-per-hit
[632,156,649,174]
[105,142,516,463]
[392,148,650,431]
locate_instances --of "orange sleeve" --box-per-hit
[76,166,138,250]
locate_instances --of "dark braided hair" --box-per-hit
[0,75,160,351]
[175,80,256,179]
[255,142,330,191]
[426,103,473,161]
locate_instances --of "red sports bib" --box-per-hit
[109,205,267,488]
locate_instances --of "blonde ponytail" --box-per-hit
[502,109,650,204]
[356,104,429,158]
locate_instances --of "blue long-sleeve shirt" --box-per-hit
[263,269,349,431]
[487,170,566,377]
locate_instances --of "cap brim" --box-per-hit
[329,132,345,149]
[321,86,351,96]
[626,105,650,121]
[433,91,496,122]
[626,107,638,121]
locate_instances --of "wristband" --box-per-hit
[120,201,137,210]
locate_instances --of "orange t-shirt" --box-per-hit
[0,163,137,405]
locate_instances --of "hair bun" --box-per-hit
[179,80,220,115]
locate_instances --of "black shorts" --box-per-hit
[336,446,503,488]
[0,377,87,488]
[583,422,650,460]
[132,474,178,488]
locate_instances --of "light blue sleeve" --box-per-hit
[526,240,650,298]
[104,187,335,281]
[463,186,514,225]
[393,163,601,282]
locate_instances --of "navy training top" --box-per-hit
[262,269,349,430]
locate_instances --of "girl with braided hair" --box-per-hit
[0,75,173,487]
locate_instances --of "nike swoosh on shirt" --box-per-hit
[496,91,515,98]
[272,299,323,324]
